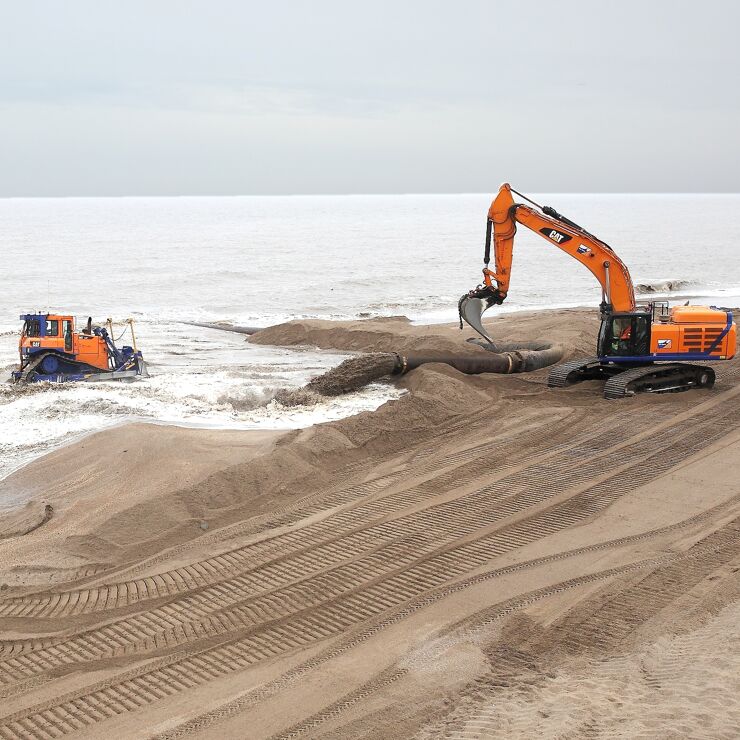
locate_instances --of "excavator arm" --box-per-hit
[460,183,636,343]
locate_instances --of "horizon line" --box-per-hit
[2,191,740,199]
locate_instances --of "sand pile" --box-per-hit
[250,308,597,358]
[0,359,496,577]
[0,308,737,739]
[0,501,52,539]
[0,309,632,576]
[306,353,398,396]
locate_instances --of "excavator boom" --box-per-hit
[460,184,635,343]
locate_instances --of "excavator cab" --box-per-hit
[598,312,651,358]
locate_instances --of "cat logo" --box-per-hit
[539,227,572,244]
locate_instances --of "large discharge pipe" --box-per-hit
[396,340,563,375]
[306,341,564,396]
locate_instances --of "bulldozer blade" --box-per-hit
[458,292,496,345]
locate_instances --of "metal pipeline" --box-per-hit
[184,321,261,335]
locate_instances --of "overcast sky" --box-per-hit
[1,0,738,196]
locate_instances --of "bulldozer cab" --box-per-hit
[15,312,147,383]
[598,312,651,358]
[20,314,74,343]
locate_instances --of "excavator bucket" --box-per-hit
[458,284,504,346]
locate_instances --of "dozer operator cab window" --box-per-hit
[45,319,59,337]
[600,313,651,358]
[63,320,73,351]
[24,319,41,337]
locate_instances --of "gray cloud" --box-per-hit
[1,0,738,195]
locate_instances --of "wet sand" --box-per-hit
[0,307,738,739]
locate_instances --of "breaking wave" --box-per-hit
[635,279,697,294]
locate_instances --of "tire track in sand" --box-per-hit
[1,406,739,737]
[251,519,740,740]
[0,399,726,682]
[0,408,645,631]
[0,408,585,619]
[6,522,739,740]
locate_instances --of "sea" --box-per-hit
[1,193,739,488]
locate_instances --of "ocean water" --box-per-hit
[1,193,739,485]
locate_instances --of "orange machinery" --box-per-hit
[459,184,736,397]
[14,314,147,382]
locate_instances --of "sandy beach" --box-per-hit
[0,307,738,739]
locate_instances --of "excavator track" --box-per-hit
[603,363,715,399]
[548,358,717,399]
[547,357,618,388]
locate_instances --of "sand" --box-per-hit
[0,307,738,739]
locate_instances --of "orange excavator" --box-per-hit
[459,184,736,398]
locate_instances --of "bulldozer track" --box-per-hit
[0,407,643,621]
[0,406,573,601]
[4,519,738,740]
[0,397,738,738]
[0,403,696,657]
[16,404,525,595]
[155,508,740,740]
[0,396,734,684]
[257,519,740,740]
[268,666,411,740]
[116,406,575,578]
[422,527,740,740]
[1,382,738,738]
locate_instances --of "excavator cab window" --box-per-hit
[600,313,651,357]
[45,319,59,337]
[633,315,650,354]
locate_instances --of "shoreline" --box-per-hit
[0,307,738,738]
[2,303,735,566]
[0,304,579,489]
[0,306,592,579]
